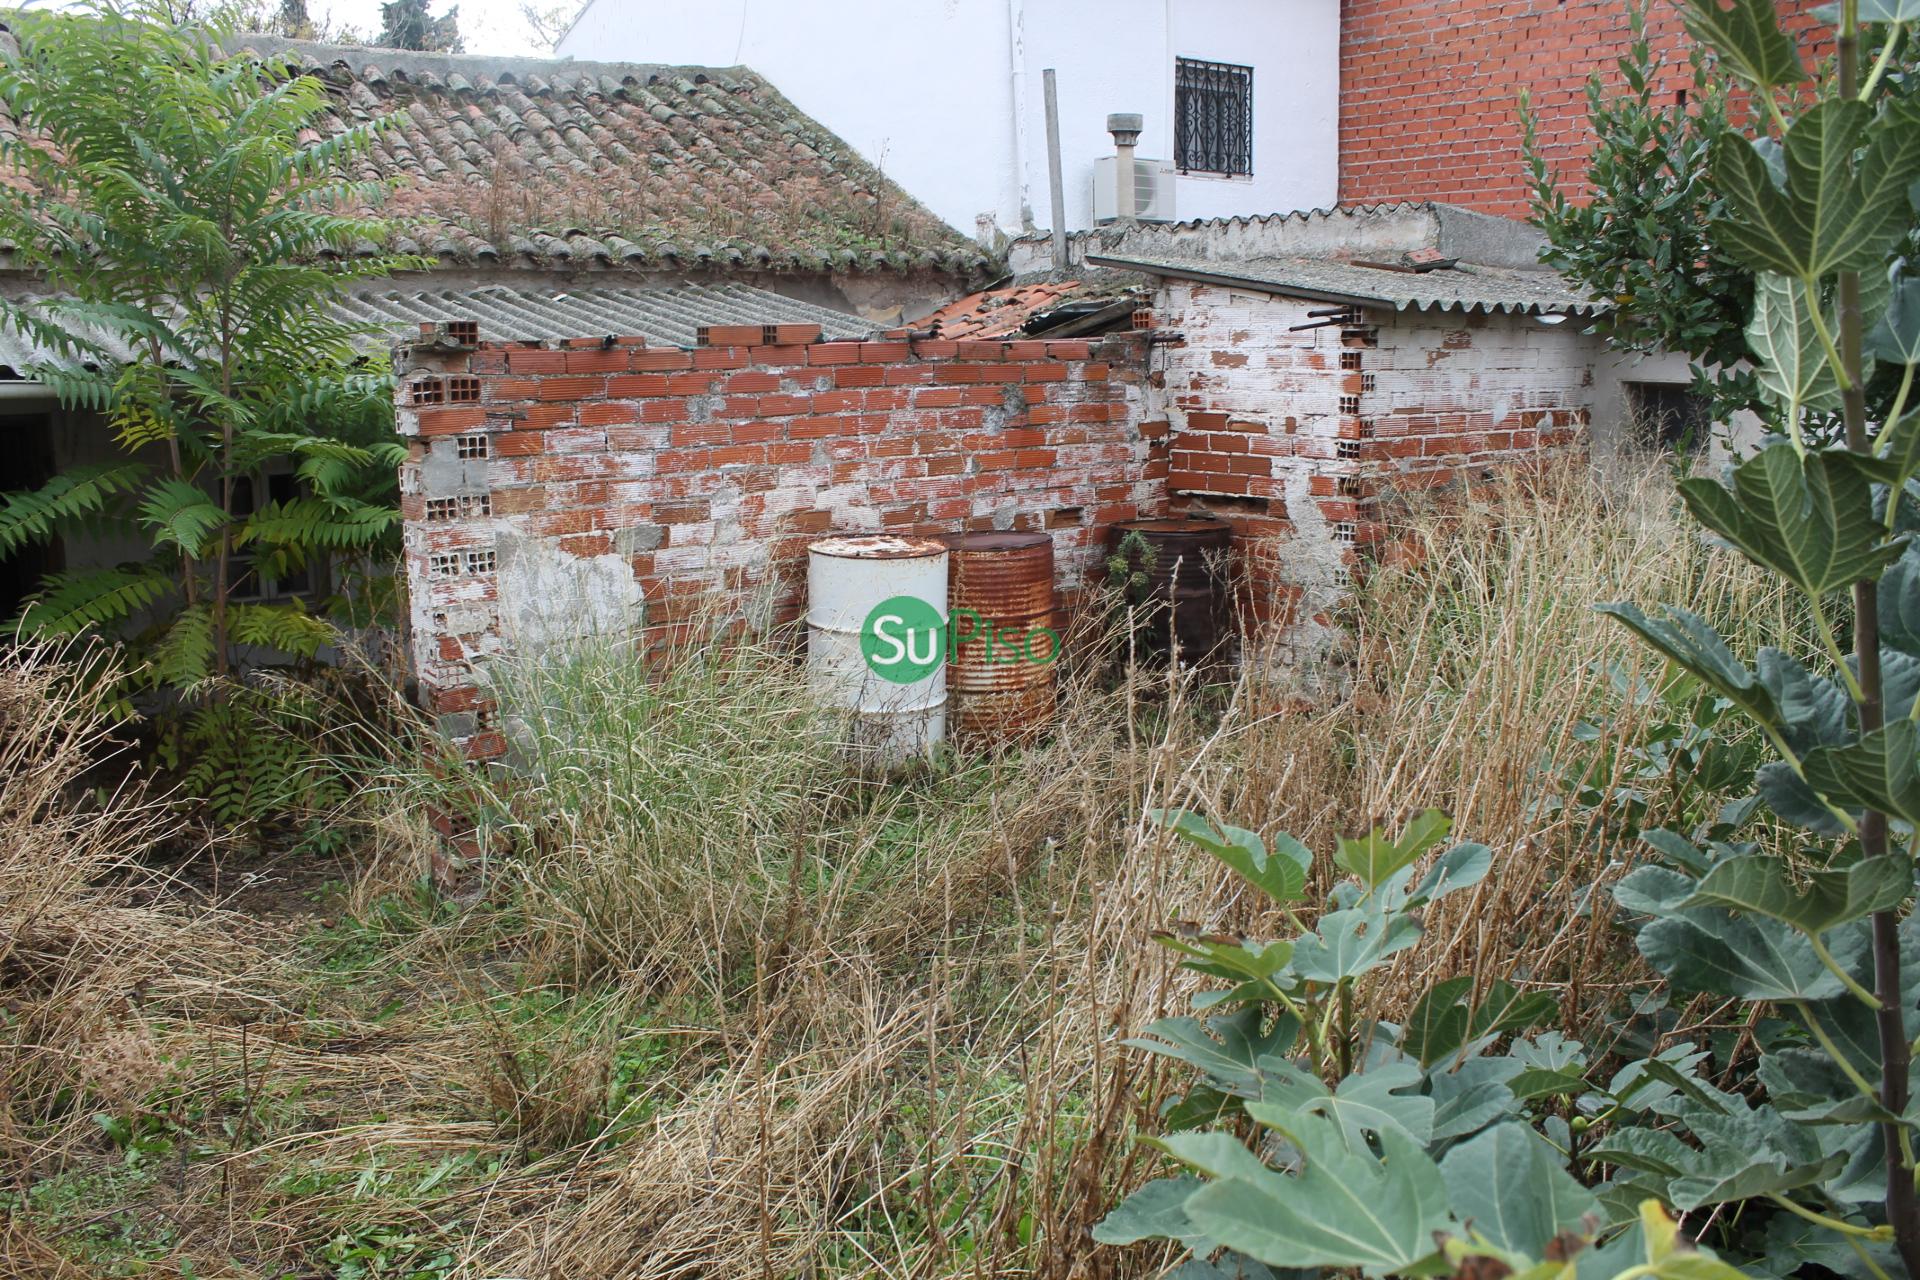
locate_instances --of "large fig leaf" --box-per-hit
[1428,1056,1526,1143]
[1678,853,1913,934]
[1678,443,1904,599]
[1291,904,1422,983]
[1879,542,1920,657]
[1469,978,1559,1040]
[1637,910,1867,1000]
[1150,809,1310,904]
[1154,927,1295,988]
[1587,1125,1697,1180]
[1124,1008,1300,1098]
[1408,841,1492,907]
[1439,1121,1598,1257]
[1759,1214,1900,1280]
[1878,649,1920,722]
[1162,1255,1306,1280]
[1250,1060,1435,1151]
[1755,648,1852,752]
[1868,266,1920,366]
[1681,0,1805,92]
[1177,1115,1451,1274]
[1747,272,1843,413]
[1591,1104,1840,1213]
[1714,101,1920,279]
[1403,975,1473,1067]
[1668,1100,1844,1209]
[1596,603,1782,730]
[1091,1175,1211,1249]
[1801,719,1920,826]
[1757,760,1849,834]
[1333,808,1450,890]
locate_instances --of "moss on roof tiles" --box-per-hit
[0,28,992,279]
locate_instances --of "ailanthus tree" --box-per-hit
[376,0,461,52]
[0,0,411,693]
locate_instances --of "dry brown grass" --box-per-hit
[4,457,1781,1279]
[0,643,262,1162]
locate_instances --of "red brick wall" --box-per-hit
[1338,0,1825,217]
[396,327,1154,758]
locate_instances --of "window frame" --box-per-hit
[227,465,330,604]
[1174,56,1254,178]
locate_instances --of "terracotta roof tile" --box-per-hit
[916,280,1085,339]
[6,30,992,278]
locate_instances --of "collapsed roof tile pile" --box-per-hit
[915,280,1085,338]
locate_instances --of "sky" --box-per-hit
[307,0,558,57]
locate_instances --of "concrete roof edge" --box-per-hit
[1085,252,1396,310]
[1430,204,1552,271]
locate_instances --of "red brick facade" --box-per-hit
[397,326,1157,758]
[398,281,1615,752]
[1338,0,1824,218]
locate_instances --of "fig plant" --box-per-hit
[1096,810,1754,1276]
[1101,0,1920,1272]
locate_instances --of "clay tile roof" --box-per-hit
[916,280,1086,339]
[156,35,993,278]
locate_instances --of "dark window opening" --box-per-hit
[1175,58,1253,176]
[0,412,59,623]
[231,468,321,601]
[1627,382,1710,453]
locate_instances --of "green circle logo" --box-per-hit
[861,595,946,683]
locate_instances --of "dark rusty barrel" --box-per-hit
[946,531,1059,744]
[1108,517,1233,663]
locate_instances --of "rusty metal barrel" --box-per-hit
[945,531,1059,744]
[1108,517,1233,663]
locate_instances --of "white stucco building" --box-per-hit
[555,0,1340,239]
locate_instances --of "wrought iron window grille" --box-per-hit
[1175,58,1253,176]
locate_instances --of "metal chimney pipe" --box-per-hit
[1107,113,1143,224]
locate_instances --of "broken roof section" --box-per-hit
[917,281,1086,338]
[1085,250,1605,318]
[915,279,1147,339]
[145,36,990,278]
[1019,200,1604,317]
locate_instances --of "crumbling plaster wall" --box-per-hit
[1145,278,1601,664]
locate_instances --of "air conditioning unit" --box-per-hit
[1093,157,1175,223]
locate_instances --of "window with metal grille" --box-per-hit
[1175,58,1253,176]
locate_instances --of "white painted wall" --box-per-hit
[556,0,1340,238]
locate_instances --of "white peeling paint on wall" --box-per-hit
[494,532,649,651]
[556,0,1340,238]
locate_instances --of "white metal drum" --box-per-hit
[806,534,949,767]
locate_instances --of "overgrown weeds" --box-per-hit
[4,456,1775,1278]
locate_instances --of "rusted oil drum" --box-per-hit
[1108,517,1233,663]
[946,531,1059,744]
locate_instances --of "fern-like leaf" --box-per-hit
[0,462,146,553]
[138,478,228,558]
[239,498,397,550]
[150,604,216,688]
[18,565,171,633]
[228,601,335,658]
